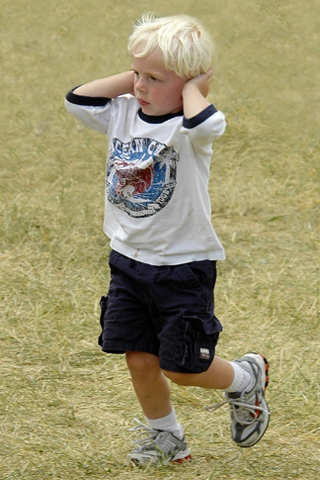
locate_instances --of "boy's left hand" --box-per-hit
[185,69,213,98]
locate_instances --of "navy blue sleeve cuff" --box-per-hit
[182,104,218,129]
[65,87,111,107]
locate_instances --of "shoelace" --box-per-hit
[129,418,158,442]
[205,394,270,426]
[128,419,181,455]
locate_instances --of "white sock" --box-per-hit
[225,361,254,393]
[146,408,184,439]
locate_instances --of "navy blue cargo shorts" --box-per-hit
[98,250,222,373]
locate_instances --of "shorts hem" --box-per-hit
[100,344,159,356]
[159,356,215,374]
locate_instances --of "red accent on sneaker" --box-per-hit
[172,454,192,464]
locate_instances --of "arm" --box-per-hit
[182,69,213,119]
[73,71,135,98]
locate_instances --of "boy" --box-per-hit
[65,13,270,465]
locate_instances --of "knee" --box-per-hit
[162,370,192,386]
[126,351,160,380]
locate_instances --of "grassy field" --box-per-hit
[1,0,319,478]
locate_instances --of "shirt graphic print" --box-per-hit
[106,137,179,218]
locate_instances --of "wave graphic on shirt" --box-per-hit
[106,137,179,218]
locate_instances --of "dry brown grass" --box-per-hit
[1,0,319,478]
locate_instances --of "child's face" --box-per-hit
[131,47,187,116]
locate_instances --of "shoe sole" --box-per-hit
[127,449,192,466]
[239,352,270,448]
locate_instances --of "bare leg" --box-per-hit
[126,351,172,419]
[162,356,234,389]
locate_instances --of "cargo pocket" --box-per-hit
[175,314,222,373]
[98,295,108,347]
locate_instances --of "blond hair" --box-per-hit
[127,12,213,78]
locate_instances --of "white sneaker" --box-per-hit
[207,352,270,447]
[127,419,192,465]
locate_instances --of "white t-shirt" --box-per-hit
[65,91,226,265]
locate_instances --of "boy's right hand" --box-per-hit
[74,71,135,98]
